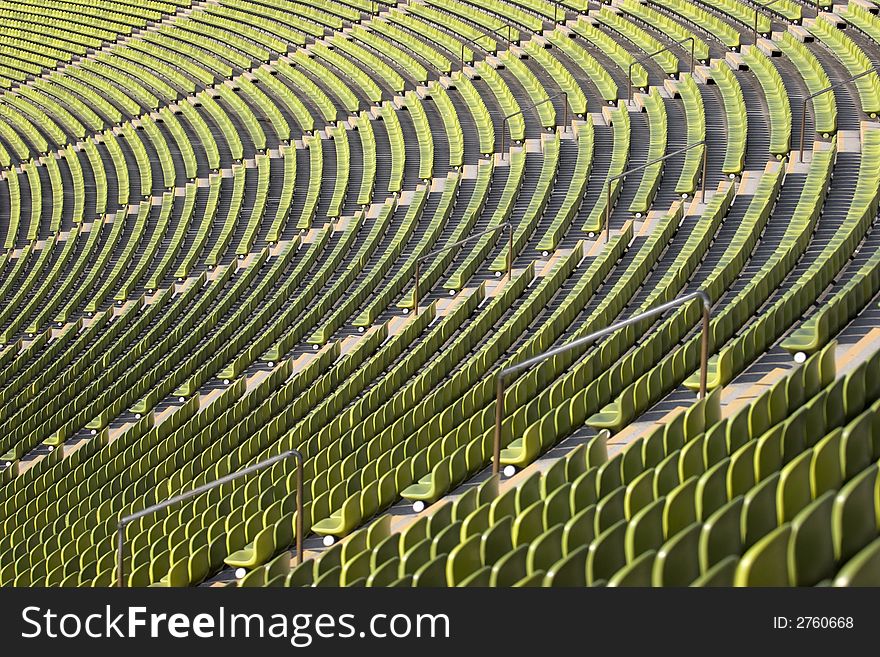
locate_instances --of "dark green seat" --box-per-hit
[625,497,665,562]
[696,458,730,521]
[366,558,401,587]
[607,550,656,587]
[446,533,482,586]
[413,554,448,587]
[840,411,874,480]
[512,500,545,546]
[810,428,843,497]
[787,491,835,586]
[833,537,880,586]
[586,519,626,584]
[690,555,737,587]
[570,467,599,512]
[489,544,528,586]
[727,441,756,498]
[543,545,588,587]
[663,476,697,539]
[624,469,654,519]
[699,496,744,573]
[594,486,626,534]
[653,522,701,586]
[400,537,432,576]
[741,473,780,549]
[481,517,513,564]
[777,449,813,523]
[543,483,573,528]
[458,566,492,587]
[527,524,564,573]
[832,464,879,564]
[754,424,784,481]
[563,505,596,555]
[734,524,792,586]
[428,519,459,558]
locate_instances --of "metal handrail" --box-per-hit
[751,0,785,43]
[628,37,696,103]
[797,65,880,162]
[603,140,708,243]
[459,25,518,69]
[412,222,513,315]
[116,450,304,587]
[500,91,570,158]
[491,291,713,475]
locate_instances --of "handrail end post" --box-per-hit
[493,374,504,477]
[699,295,711,400]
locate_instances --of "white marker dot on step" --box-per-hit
[794,352,807,364]
[413,501,425,513]
[322,535,335,547]
[503,465,516,478]
[235,568,246,579]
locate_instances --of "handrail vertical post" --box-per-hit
[627,37,697,104]
[116,450,304,587]
[409,223,512,305]
[295,458,303,566]
[799,97,807,163]
[507,223,513,276]
[501,91,569,158]
[701,141,708,204]
[699,301,711,399]
[413,259,421,316]
[605,180,612,244]
[627,62,633,104]
[602,140,706,243]
[794,65,879,162]
[491,291,714,476]
[562,90,569,133]
[116,522,125,588]
[689,37,694,77]
[493,376,504,475]
[753,0,784,44]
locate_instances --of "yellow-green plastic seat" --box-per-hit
[833,537,880,586]
[608,549,656,587]
[733,524,793,586]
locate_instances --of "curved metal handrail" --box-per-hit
[116,450,304,587]
[459,25,518,69]
[628,37,696,102]
[796,65,880,162]
[500,91,570,158]
[750,0,785,43]
[491,291,713,475]
[603,140,708,243]
[412,222,514,315]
